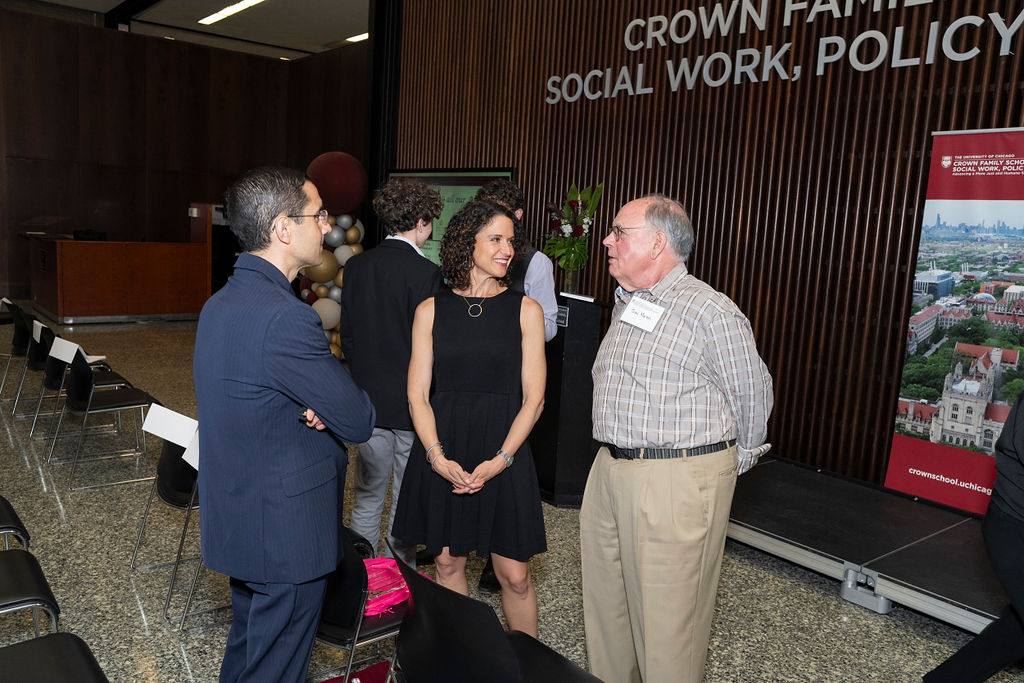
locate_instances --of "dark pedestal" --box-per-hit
[531,295,603,507]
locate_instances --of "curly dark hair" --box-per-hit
[440,200,513,290]
[475,179,524,212]
[224,167,308,252]
[372,177,444,236]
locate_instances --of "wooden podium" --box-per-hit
[530,294,604,507]
[28,238,209,324]
[25,203,215,324]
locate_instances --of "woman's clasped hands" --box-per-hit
[431,452,505,495]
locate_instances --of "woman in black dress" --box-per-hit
[392,199,547,635]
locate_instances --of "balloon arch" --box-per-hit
[299,151,369,359]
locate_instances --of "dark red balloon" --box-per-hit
[306,151,368,215]
[299,275,313,291]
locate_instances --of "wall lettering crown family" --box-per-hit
[545,1,1024,103]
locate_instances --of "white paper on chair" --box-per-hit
[32,320,43,342]
[50,337,80,363]
[143,404,198,448]
[182,431,199,471]
[85,354,106,363]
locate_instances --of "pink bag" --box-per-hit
[363,557,410,616]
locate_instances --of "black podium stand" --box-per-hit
[530,294,604,507]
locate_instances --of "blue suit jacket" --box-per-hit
[194,253,375,584]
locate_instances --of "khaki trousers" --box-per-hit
[580,446,738,683]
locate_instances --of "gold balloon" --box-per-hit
[333,267,345,287]
[329,343,343,359]
[302,250,340,283]
[345,226,361,244]
[328,214,337,226]
[331,331,340,346]
[349,244,363,255]
[315,284,329,299]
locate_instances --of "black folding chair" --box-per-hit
[0,300,33,397]
[32,338,130,441]
[0,632,109,682]
[0,493,30,549]
[49,352,156,490]
[390,547,600,683]
[0,549,59,639]
[313,528,407,682]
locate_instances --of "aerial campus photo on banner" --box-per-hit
[887,128,1024,515]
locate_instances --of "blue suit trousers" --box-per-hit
[220,576,328,683]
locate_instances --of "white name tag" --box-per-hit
[621,297,665,332]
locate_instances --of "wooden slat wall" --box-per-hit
[287,42,372,172]
[395,0,1024,482]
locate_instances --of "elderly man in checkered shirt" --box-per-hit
[581,194,774,683]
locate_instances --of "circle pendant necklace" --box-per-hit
[460,294,484,318]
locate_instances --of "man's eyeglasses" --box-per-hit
[607,224,646,241]
[288,209,329,224]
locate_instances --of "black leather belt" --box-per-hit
[604,439,736,460]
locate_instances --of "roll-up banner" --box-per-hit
[886,128,1024,515]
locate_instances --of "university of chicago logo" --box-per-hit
[941,156,953,168]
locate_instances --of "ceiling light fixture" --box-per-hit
[198,0,267,26]
[345,33,369,43]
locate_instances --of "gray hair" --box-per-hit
[224,167,309,252]
[644,194,694,262]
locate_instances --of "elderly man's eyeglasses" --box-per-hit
[288,209,329,224]
[607,224,646,241]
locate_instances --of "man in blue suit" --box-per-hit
[194,167,375,683]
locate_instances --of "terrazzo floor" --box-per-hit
[0,316,1021,682]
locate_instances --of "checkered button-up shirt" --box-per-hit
[592,263,773,473]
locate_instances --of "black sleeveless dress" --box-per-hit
[391,287,547,561]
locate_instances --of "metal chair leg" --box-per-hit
[386,651,399,683]
[66,410,91,490]
[29,382,47,436]
[27,605,56,636]
[41,605,58,634]
[0,356,26,401]
[163,485,198,623]
[12,361,30,415]
[178,552,204,632]
[130,478,160,569]
[137,407,146,454]
[46,405,67,463]
[41,374,68,443]
[0,354,15,393]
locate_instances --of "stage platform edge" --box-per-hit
[727,459,1006,635]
